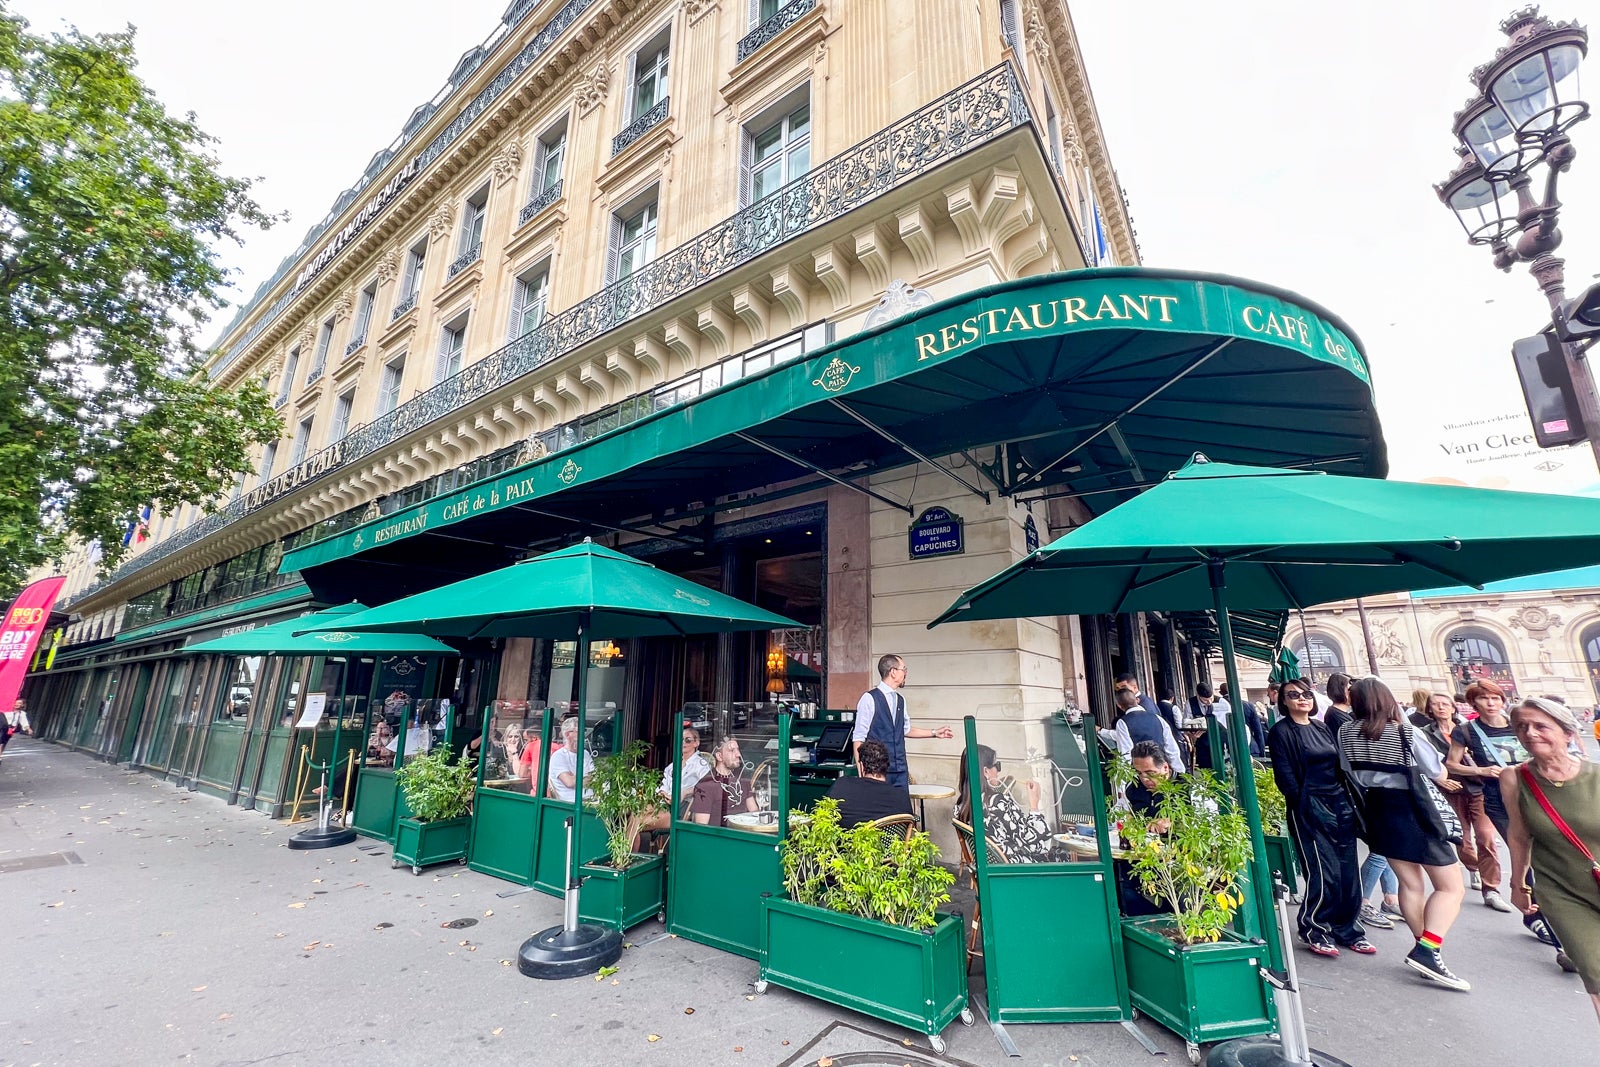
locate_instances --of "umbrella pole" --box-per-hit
[288,658,357,850]
[565,623,590,934]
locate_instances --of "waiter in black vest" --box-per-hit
[852,654,952,788]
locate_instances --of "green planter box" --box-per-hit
[1264,834,1300,894]
[1121,916,1274,1055]
[392,815,472,875]
[579,853,666,931]
[758,897,971,1053]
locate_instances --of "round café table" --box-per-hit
[908,783,956,830]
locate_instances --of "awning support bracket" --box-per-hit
[507,504,704,547]
[734,431,913,514]
[827,399,991,504]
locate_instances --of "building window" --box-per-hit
[630,28,671,120]
[1446,627,1517,696]
[397,237,427,311]
[742,91,810,206]
[453,186,488,276]
[1582,623,1600,701]
[331,389,355,442]
[753,0,802,23]
[257,441,279,486]
[276,348,299,405]
[348,282,376,354]
[999,0,1022,55]
[309,317,334,380]
[290,416,314,465]
[435,314,468,383]
[1288,631,1345,679]
[508,267,549,341]
[535,121,567,197]
[1044,89,1064,176]
[608,192,659,283]
[377,354,406,415]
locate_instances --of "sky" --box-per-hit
[15,0,1600,493]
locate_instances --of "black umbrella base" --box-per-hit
[518,923,623,980]
[286,825,358,850]
[1207,1039,1353,1067]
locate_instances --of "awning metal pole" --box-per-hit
[827,399,991,502]
[734,432,912,513]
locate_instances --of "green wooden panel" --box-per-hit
[393,816,471,871]
[983,866,1127,1023]
[469,788,540,885]
[579,854,666,931]
[667,824,784,959]
[353,768,399,842]
[252,732,293,808]
[1121,918,1274,1045]
[196,726,245,798]
[532,801,608,896]
[758,898,967,1037]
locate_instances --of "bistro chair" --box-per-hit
[952,818,1010,970]
[868,812,917,843]
[749,759,775,810]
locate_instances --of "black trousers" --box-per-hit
[1289,791,1365,945]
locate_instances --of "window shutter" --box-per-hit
[748,0,761,29]
[509,279,528,341]
[606,218,622,284]
[1000,0,1021,53]
[739,127,754,207]
[532,137,549,194]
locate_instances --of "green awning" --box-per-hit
[1170,609,1288,663]
[281,268,1384,578]
[186,603,457,655]
[112,584,311,645]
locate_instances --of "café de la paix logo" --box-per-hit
[812,356,861,393]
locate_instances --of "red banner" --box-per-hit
[0,576,67,716]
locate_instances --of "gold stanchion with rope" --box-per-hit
[340,749,358,826]
[288,745,311,824]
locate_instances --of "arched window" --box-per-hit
[1581,623,1600,701]
[1445,627,1517,697]
[1289,632,1345,677]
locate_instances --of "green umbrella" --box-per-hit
[932,453,1600,1061]
[187,603,458,655]
[1267,647,1302,685]
[299,539,802,977]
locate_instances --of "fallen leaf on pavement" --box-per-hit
[492,1028,504,1036]
[312,879,323,884]
[733,1047,743,1053]
[46,901,63,908]
[500,960,511,966]
[684,1007,695,1015]
[819,1058,834,1067]
[598,965,618,977]
[610,978,618,985]
[304,941,321,950]
[646,1034,661,1042]
[782,1041,790,1046]
[191,986,207,992]
[287,902,306,909]
[216,1013,233,1022]
[484,909,493,916]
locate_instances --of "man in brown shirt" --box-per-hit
[689,735,759,827]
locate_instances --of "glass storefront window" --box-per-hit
[675,703,783,833]
[482,699,545,793]
[964,708,1088,865]
[218,656,262,724]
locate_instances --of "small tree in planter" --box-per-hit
[762,799,971,1053]
[579,741,667,931]
[392,747,475,874]
[1107,758,1273,1060]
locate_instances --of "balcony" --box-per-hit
[67,64,1031,608]
[305,362,326,388]
[448,244,482,279]
[391,292,418,322]
[737,0,816,63]
[272,393,289,410]
[344,333,367,358]
[518,179,564,227]
[612,98,669,157]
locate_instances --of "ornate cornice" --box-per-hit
[491,140,524,186]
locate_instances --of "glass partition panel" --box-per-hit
[481,699,546,794]
[966,705,1093,865]
[218,656,263,725]
[394,697,450,767]
[673,702,784,833]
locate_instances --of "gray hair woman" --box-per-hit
[1502,697,1600,1026]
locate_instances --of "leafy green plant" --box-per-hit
[588,741,661,870]
[395,747,475,823]
[780,798,954,931]
[1110,758,1251,945]
[1253,760,1287,838]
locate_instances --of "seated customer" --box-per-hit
[956,744,1062,863]
[826,740,913,827]
[547,715,595,803]
[1113,740,1176,916]
[643,725,713,832]
[689,735,759,827]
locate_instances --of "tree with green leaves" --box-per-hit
[0,7,282,598]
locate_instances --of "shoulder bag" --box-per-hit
[1335,733,1370,841]
[1401,725,1462,845]
[1518,765,1600,893]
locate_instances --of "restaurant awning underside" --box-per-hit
[282,268,1386,612]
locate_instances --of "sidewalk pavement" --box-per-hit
[1,736,1594,1067]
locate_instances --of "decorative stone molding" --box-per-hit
[361,500,381,522]
[813,39,828,66]
[1510,604,1563,641]
[1024,1,1052,65]
[332,288,354,322]
[682,0,718,24]
[575,58,610,115]
[427,201,457,244]
[1370,618,1407,666]
[375,247,400,285]
[863,279,934,329]
[491,140,524,186]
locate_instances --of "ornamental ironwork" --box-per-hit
[736,0,816,63]
[69,64,1031,608]
[391,292,418,321]
[305,364,324,387]
[344,333,367,357]
[612,98,669,157]
[518,179,564,227]
[449,244,482,279]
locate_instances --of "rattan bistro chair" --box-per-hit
[952,818,1012,970]
[868,812,917,843]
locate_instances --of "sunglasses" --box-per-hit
[1284,689,1314,700]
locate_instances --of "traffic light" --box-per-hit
[1512,333,1587,447]
[1555,281,1600,343]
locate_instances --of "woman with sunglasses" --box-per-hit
[1269,681,1371,958]
[956,744,1060,863]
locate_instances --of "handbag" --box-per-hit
[1401,726,1462,845]
[1519,765,1600,893]
[1335,739,1370,841]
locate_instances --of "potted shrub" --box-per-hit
[1108,760,1274,1062]
[578,742,667,932]
[1253,760,1299,895]
[392,746,475,875]
[757,798,973,1054]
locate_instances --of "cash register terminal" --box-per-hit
[814,723,853,765]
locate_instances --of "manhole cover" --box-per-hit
[0,851,83,875]
[441,917,478,929]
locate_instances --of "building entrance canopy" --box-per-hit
[279,269,1385,591]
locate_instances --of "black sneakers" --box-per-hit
[1404,943,1471,991]
[1525,913,1562,948]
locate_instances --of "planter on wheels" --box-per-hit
[579,853,666,932]
[757,896,972,1054]
[1121,916,1274,1064]
[392,815,472,875]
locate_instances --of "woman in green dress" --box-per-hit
[1502,697,1600,1026]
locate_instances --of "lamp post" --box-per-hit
[1435,7,1597,468]
[1450,634,1473,692]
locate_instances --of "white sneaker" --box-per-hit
[1483,891,1514,913]
[1466,870,1481,891]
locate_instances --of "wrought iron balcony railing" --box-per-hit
[449,244,482,279]
[612,98,669,157]
[737,0,816,63]
[390,292,418,322]
[344,333,367,357]
[518,179,564,227]
[68,64,1031,608]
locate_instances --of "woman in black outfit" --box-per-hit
[1269,681,1371,958]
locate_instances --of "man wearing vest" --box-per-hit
[853,654,952,788]
[1107,688,1187,773]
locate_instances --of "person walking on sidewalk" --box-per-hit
[1447,680,1520,914]
[1269,681,1372,958]
[1339,677,1469,991]
[1501,697,1600,1025]
[1418,692,1494,893]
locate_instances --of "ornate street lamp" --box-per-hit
[1436,7,1599,467]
